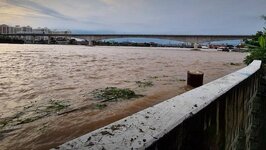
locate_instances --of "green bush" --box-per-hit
[244,16,266,64]
[244,34,266,64]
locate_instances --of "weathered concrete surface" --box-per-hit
[52,60,261,150]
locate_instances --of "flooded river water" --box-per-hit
[0,44,247,149]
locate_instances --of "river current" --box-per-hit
[0,44,247,149]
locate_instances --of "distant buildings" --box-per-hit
[0,24,15,34]
[0,24,33,34]
[32,27,51,41]
[0,24,71,34]
[0,24,71,43]
[33,27,50,34]
[50,30,72,42]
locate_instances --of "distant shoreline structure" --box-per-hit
[0,24,251,48]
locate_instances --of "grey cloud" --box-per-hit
[5,0,73,21]
[4,0,114,30]
[1,0,266,34]
[0,12,50,19]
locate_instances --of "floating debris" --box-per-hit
[92,87,140,102]
[0,100,70,128]
[230,62,242,66]
[46,100,70,112]
[148,76,159,79]
[177,79,186,82]
[94,103,107,109]
[135,80,153,88]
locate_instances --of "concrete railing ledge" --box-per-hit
[53,60,261,150]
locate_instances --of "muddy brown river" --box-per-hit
[0,44,247,149]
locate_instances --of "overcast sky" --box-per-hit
[0,0,265,34]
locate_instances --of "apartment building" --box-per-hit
[0,24,15,34]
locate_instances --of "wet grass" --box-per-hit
[0,100,70,128]
[0,112,24,128]
[94,103,108,109]
[229,62,242,66]
[0,120,9,128]
[136,80,153,88]
[16,114,48,125]
[46,100,70,112]
[224,62,242,66]
[92,87,140,102]
[0,128,18,140]
[148,76,159,79]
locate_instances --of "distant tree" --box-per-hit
[244,31,264,47]
[261,15,266,21]
[262,15,266,31]
[69,39,77,45]
[0,35,24,44]
[50,37,57,44]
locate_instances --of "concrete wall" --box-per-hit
[53,60,262,150]
[253,64,266,149]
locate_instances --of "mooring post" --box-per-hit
[187,70,204,87]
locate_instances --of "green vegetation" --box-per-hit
[148,76,159,79]
[0,112,24,128]
[16,114,48,125]
[136,80,153,88]
[261,15,266,22]
[46,100,70,112]
[229,62,242,66]
[0,120,9,128]
[0,36,24,44]
[92,87,139,102]
[0,100,70,128]
[244,34,266,64]
[244,16,266,64]
[94,103,108,109]
[69,39,78,45]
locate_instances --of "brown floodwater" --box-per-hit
[0,44,247,150]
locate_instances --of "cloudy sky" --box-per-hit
[0,0,265,34]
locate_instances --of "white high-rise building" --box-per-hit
[1,24,72,43]
[15,25,22,33]
[33,27,51,34]
[0,24,15,34]
[0,24,8,34]
[20,26,33,41]
[33,27,51,40]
